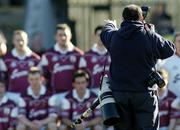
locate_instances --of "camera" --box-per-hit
[146,71,166,88]
[141,6,149,19]
[98,75,121,126]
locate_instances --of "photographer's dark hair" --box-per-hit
[122,4,143,21]
[72,69,90,83]
[94,25,103,35]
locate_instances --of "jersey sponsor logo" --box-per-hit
[173,73,180,83]
[53,63,74,73]
[11,69,28,79]
[0,117,9,123]
[92,64,109,75]
[159,110,168,117]
[29,99,46,107]
[29,109,46,118]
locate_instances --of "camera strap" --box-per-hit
[99,53,109,90]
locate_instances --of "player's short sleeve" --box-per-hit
[60,98,71,118]
[39,54,49,67]
[9,107,18,128]
[11,107,18,118]
[171,98,180,118]
[18,97,27,117]
[0,58,7,71]
[48,95,58,117]
[78,57,87,68]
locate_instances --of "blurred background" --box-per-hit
[0,0,178,52]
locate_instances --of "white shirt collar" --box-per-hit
[27,85,46,99]
[72,89,90,102]
[91,43,107,55]
[54,42,74,54]
[159,89,168,100]
[12,48,32,60]
[0,95,8,105]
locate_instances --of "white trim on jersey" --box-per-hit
[91,43,107,55]
[27,85,46,99]
[54,42,74,54]
[12,48,32,60]
[0,95,8,105]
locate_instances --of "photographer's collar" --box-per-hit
[121,20,143,26]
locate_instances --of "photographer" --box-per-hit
[100,4,176,130]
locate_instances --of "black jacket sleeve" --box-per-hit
[100,23,117,50]
[150,31,176,59]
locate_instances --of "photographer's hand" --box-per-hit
[104,19,117,28]
[144,23,155,32]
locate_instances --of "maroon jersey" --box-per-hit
[61,89,101,121]
[0,96,17,130]
[79,47,110,88]
[18,86,56,121]
[159,90,178,128]
[0,49,40,94]
[40,44,83,93]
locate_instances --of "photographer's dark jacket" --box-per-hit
[100,21,176,92]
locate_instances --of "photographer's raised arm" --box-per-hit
[150,32,176,59]
[100,20,118,50]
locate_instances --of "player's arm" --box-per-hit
[60,98,73,127]
[168,118,176,130]
[38,54,51,86]
[84,117,102,128]
[9,107,18,130]
[85,106,103,128]
[169,99,179,130]
[39,96,58,125]
[39,116,57,126]
[17,97,38,129]
[61,118,73,127]
[18,115,35,128]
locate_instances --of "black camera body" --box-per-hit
[146,71,166,88]
[141,6,149,19]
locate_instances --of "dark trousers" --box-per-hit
[112,91,159,130]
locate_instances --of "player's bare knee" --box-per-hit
[47,122,57,130]
[94,125,103,130]
[16,123,26,130]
